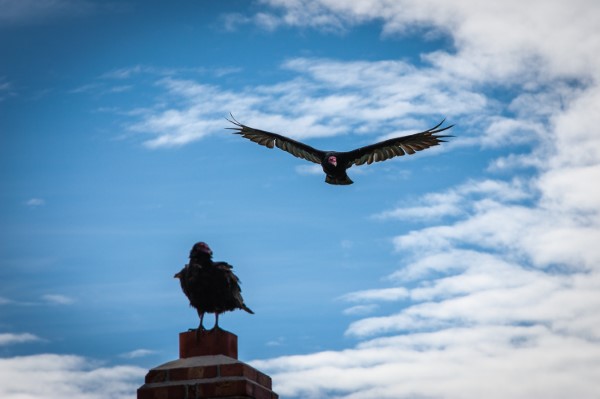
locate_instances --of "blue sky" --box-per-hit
[2,1,600,398]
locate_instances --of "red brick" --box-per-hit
[179,329,238,359]
[220,362,257,382]
[169,365,219,381]
[138,329,278,398]
[137,384,186,399]
[255,371,272,389]
[196,379,244,397]
[251,383,276,399]
[144,370,168,384]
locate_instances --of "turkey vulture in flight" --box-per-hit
[174,242,253,332]
[228,115,453,185]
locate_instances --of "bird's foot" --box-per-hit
[194,326,207,341]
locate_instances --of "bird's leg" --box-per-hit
[195,311,206,341]
[211,313,220,331]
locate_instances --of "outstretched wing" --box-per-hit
[227,115,324,164]
[343,119,454,166]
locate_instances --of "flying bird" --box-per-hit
[228,115,453,185]
[174,242,254,332]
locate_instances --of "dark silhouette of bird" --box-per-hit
[228,115,453,185]
[174,242,253,332]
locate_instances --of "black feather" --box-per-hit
[174,242,253,331]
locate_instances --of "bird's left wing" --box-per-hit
[343,119,454,166]
[214,262,243,293]
[227,115,324,164]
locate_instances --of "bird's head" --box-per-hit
[328,155,337,167]
[190,241,213,259]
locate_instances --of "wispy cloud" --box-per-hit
[0,0,129,26]
[0,294,74,307]
[24,198,45,207]
[342,304,379,316]
[69,83,100,94]
[117,56,489,149]
[100,65,222,80]
[0,77,15,101]
[41,294,75,305]
[340,287,409,303]
[372,178,530,222]
[0,296,13,305]
[69,82,132,96]
[0,354,145,399]
[266,337,286,347]
[0,0,94,25]
[0,332,41,346]
[294,164,322,175]
[0,78,10,91]
[119,349,157,359]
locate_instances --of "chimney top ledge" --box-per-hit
[154,354,238,370]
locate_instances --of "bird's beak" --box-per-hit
[174,272,181,279]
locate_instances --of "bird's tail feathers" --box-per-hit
[326,174,353,185]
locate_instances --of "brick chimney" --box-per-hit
[137,329,278,399]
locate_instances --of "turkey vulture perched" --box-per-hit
[174,242,253,332]
[228,115,453,185]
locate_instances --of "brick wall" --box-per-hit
[137,329,278,399]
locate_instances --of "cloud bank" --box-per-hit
[0,332,41,346]
[244,1,600,398]
[0,354,145,399]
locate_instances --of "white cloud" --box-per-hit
[0,354,145,399]
[266,337,286,347]
[0,333,41,346]
[122,58,486,149]
[0,77,15,101]
[100,65,217,80]
[25,198,45,207]
[295,164,322,175]
[0,296,12,305]
[101,65,145,79]
[259,0,600,81]
[340,287,409,303]
[118,349,156,359]
[42,294,75,305]
[0,79,10,91]
[373,178,530,221]
[117,49,500,149]
[221,12,252,32]
[245,1,600,398]
[342,304,379,316]
[253,324,600,399]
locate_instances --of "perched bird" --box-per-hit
[174,242,253,332]
[228,115,453,185]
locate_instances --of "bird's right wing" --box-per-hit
[343,119,454,166]
[227,115,324,164]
